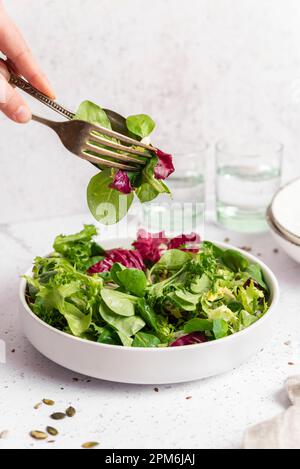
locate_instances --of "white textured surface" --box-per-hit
[1,0,300,222]
[0,214,299,449]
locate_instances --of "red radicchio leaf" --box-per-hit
[170,332,207,347]
[109,170,133,195]
[132,230,169,264]
[154,149,175,180]
[88,248,145,274]
[132,230,201,263]
[168,233,201,253]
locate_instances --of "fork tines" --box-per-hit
[81,122,157,171]
[88,122,156,154]
[79,151,141,172]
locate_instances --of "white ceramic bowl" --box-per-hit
[271,177,300,243]
[19,240,279,384]
[266,178,300,263]
[267,211,300,263]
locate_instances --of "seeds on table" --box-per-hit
[43,399,55,406]
[30,431,48,440]
[50,412,66,421]
[46,426,59,436]
[82,441,99,449]
[66,406,76,418]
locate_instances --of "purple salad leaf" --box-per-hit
[170,332,207,347]
[109,170,133,195]
[168,233,201,253]
[154,149,175,180]
[132,230,169,264]
[88,248,145,274]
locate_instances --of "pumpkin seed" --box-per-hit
[0,430,9,439]
[46,426,58,436]
[50,412,66,420]
[34,402,42,410]
[30,431,48,440]
[82,441,99,449]
[66,406,76,418]
[43,399,55,406]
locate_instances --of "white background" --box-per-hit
[1,0,300,223]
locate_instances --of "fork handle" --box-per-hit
[9,71,75,120]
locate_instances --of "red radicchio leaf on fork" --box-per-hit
[132,230,169,264]
[154,149,175,180]
[88,248,145,274]
[170,332,207,347]
[109,170,133,195]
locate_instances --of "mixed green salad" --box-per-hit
[25,226,270,348]
[74,101,174,225]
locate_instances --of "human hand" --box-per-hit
[0,1,55,123]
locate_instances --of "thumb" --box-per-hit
[0,60,31,123]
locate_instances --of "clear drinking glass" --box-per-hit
[215,140,283,233]
[140,143,208,235]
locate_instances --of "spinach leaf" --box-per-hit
[99,303,145,337]
[184,318,213,333]
[247,264,268,291]
[132,332,161,348]
[221,249,249,272]
[167,291,197,312]
[116,269,147,297]
[126,114,155,139]
[213,319,229,339]
[153,249,192,272]
[174,290,200,306]
[87,170,134,225]
[97,326,122,345]
[227,300,243,312]
[101,288,137,317]
[74,100,112,129]
[136,298,158,331]
[110,263,126,285]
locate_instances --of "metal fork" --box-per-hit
[9,71,156,171]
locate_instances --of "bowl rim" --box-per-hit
[269,176,300,244]
[19,240,280,353]
[266,205,300,247]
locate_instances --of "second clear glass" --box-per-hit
[215,140,283,233]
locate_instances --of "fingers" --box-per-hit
[0,61,31,123]
[0,6,55,99]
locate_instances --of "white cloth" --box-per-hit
[244,376,300,449]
